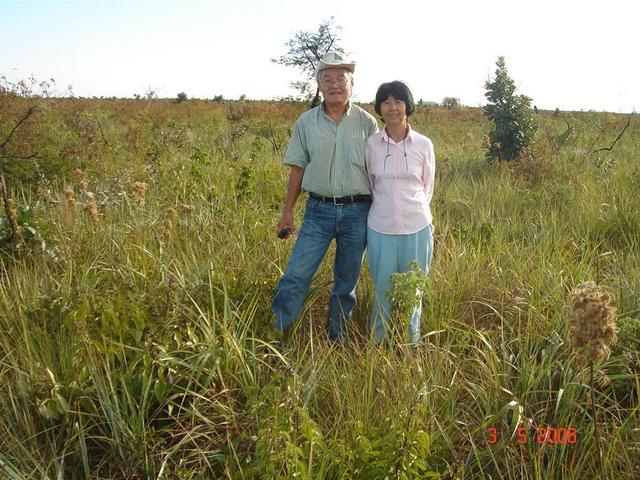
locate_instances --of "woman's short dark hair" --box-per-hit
[374,81,415,117]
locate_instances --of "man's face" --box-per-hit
[318,68,352,106]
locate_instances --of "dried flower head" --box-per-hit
[568,282,618,362]
[160,207,177,244]
[75,168,89,194]
[180,203,195,214]
[63,186,77,210]
[6,197,21,238]
[132,182,148,207]
[83,191,100,222]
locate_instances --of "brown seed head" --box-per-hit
[64,186,77,210]
[132,182,148,207]
[75,168,89,194]
[568,281,618,362]
[6,197,21,236]
[160,207,177,244]
[83,191,100,222]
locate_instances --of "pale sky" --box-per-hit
[1,0,638,112]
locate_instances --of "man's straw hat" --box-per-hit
[315,51,355,80]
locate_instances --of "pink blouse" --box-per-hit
[365,126,435,234]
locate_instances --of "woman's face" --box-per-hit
[380,95,407,126]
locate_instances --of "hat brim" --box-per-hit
[316,61,356,79]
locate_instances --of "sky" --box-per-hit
[1,0,638,112]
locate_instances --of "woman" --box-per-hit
[365,81,435,345]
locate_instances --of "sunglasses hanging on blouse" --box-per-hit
[383,128,409,172]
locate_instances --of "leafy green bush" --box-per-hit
[385,261,430,342]
[484,56,537,162]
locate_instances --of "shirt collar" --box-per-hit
[381,124,414,144]
[321,100,352,117]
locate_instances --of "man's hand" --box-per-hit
[276,165,304,240]
[276,208,296,239]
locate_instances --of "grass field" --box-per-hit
[0,95,638,478]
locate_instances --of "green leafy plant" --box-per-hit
[484,56,537,162]
[386,260,429,341]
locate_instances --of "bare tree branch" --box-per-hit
[0,107,37,151]
[266,121,281,155]
[96,119,110,147]
[0,106,38,242]
[594,114,633,153]
[0,152,39,161]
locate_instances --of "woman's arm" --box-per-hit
[422,139,436,196]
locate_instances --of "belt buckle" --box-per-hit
[332,196,342,205]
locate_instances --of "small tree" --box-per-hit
[484,57,537,161]
[176,92,188,103]
[441,97,461,110]
[272,18,344,109]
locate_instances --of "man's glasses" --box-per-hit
[319,77,349,87]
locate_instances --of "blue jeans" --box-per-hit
[272,196,370,341]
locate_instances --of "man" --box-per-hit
[272,51,378,341]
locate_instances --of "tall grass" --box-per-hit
[0,98,638,478]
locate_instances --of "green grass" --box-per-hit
[0,98,638,478]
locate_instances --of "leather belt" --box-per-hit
[309,193,372,205]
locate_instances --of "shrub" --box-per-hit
[484,56,537,162]
[441,97,461,110]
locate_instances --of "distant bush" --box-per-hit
[484,56,537,162]
[441,97,461,110]
[176,92,188,103]
[213,94,224,102]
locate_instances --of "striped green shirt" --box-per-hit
[283,103,378,196]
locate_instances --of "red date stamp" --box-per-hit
[487,427,577,445]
